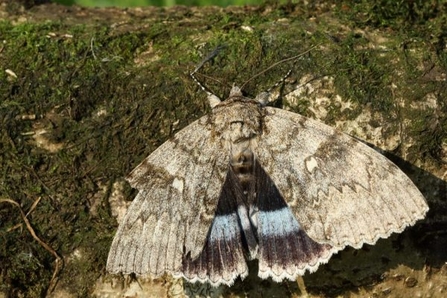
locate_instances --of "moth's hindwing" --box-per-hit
[252,158,337,281]
[254,107,428,249]
[181,168,249,286]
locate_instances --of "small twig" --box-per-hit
[0,197,63,294]
[5,223,23,233]
[90,37,97,60]
[26,196,43,217]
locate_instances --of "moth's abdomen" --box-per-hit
[230,147,255,189]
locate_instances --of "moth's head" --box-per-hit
[208,85,270,108]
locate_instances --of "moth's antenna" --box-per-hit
[190,45,226,98]
[240,45,318,91]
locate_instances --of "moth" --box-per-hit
[106,54,429,287]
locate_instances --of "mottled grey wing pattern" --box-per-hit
[254,107,428,249]
[106,116,229,278]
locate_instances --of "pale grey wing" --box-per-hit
[106,115,229,277]
[254,107,428,249]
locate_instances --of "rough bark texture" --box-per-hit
[0,1,446,297]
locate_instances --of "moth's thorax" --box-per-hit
[210,96,262,202]
[211,97,264,144]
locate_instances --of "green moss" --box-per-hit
[334,0,447,30]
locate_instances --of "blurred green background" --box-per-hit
[53,0,282,7]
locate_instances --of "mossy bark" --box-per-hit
[1,1,446,297]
